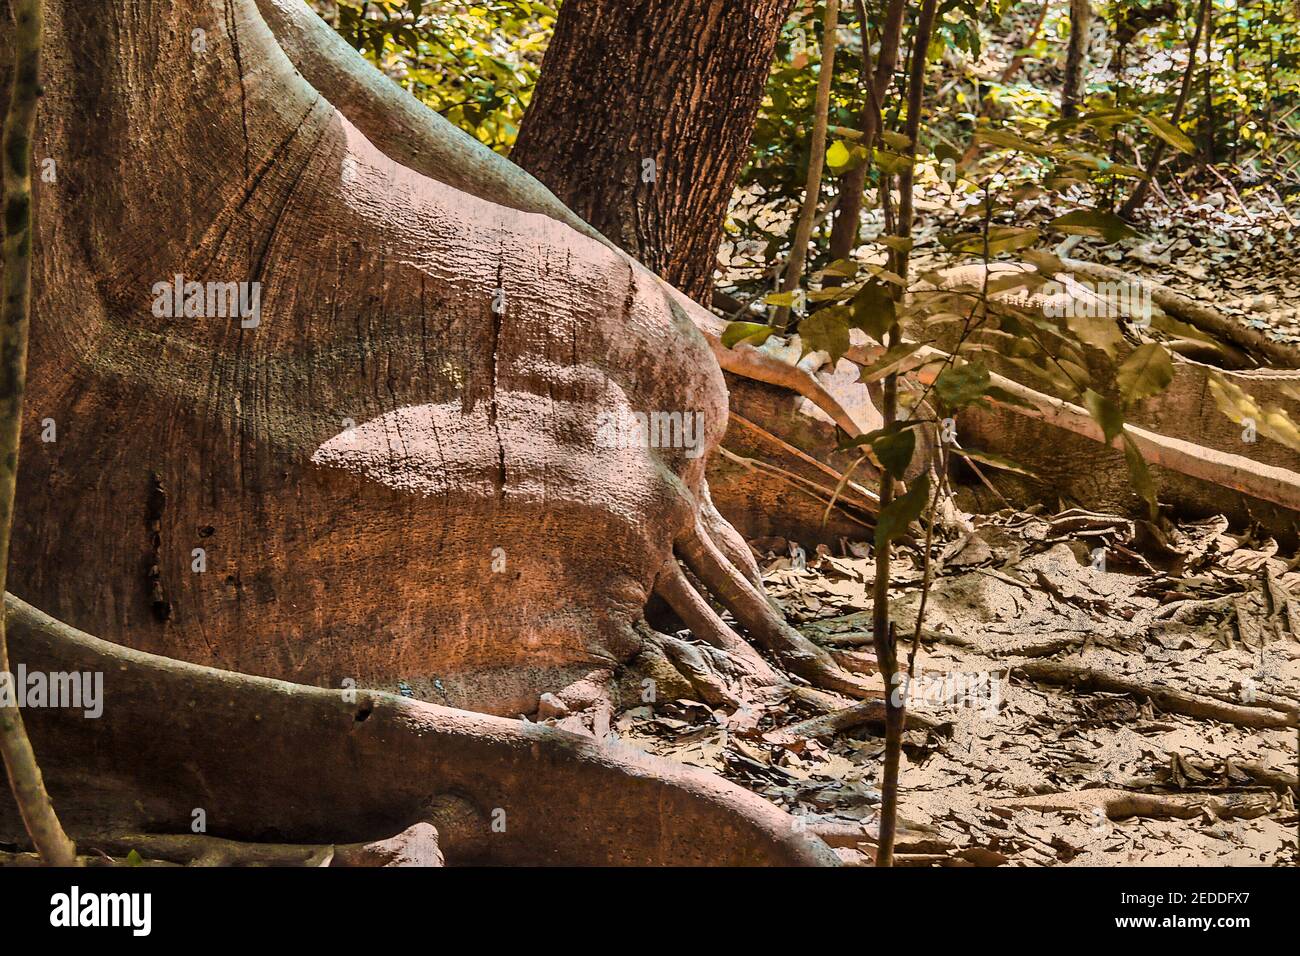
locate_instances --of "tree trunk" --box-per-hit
[510,0,796,303]
[5,0,875,732]
[1061,0,1092,118]
[826,0,907,268]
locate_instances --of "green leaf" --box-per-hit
[1116,343,1174,405]
[820,257,860,278]
[934,361,991,411]
[875,473,930,548]
[874,427,916,475]
[1207,372,1300,452]
[826,139,853,170]
[798,309,850,365]
[126,849,144,867]
[763,290,800,307]
[879,130,913,150]
[974,127,1047,155]
[1139,114,1196,155]
[933,142,962,165]
[940,227,1039,256]
[875,235,914,253]
[1065,313,1124,359]
[873,148,915,175]
[722,321,776,349]
[1083,388,1124,443]
[1049,209,1139,243]
[850,280,896,342]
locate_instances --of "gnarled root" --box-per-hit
[676,521,878,699]
[0,594,837,867]
[992,787,1280,822]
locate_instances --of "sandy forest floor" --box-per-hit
[611,509,1299,866]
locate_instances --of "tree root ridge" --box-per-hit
[0,593,838,867]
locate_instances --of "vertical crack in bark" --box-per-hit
[490,254,507,496]
[145,471,171,622]
[224,0,251,184]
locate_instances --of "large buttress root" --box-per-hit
[676,521,877,699]
[0,594,837,867]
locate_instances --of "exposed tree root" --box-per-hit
[762,696,945,745]
[653,560,778,683]
[848,339,1300,514]
[1017,659,1298,729]
[256,0,876,446]
[1,823,443,866]
[698,484,769,588]
[677,522,878,699]
[0,594,838,867]
[1059,258,1300,370]
[993,787,1280,821]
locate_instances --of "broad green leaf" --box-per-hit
[875,473,931,548]
[873,148,915,175]
[874,427,916,475]
[1083,388,1125,443]
[940,227,1039,256]
[798,309,850,364]
[850,280,896,342]
[933,142,962,165]
[808,285,856,302]
[876,235,914,253]
[1116,343,1174,405]
[820,257,860,278]
[826,139,853,170]
[1049,209,1139,243]
[1065,313,1124,359]
[1207,372,1300,452]
[722,321,776,349]
[763,290,800,307]
[934,360,991,411]
[837,420,923,451]
[879,130,913,150]
[974,127,1047,155]
[1139,114,1196,155]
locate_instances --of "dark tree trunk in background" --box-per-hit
[826,0,907,269]
[1061,0,1092,118]
[511,0,796,303]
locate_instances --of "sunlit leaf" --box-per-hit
[722,321,776,349]
[875,473,930,548]
[1116,343,1174,405]
[1049,209,1139,242]
[798,309,850,364]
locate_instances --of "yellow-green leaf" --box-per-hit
[1116,343,1174,405]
